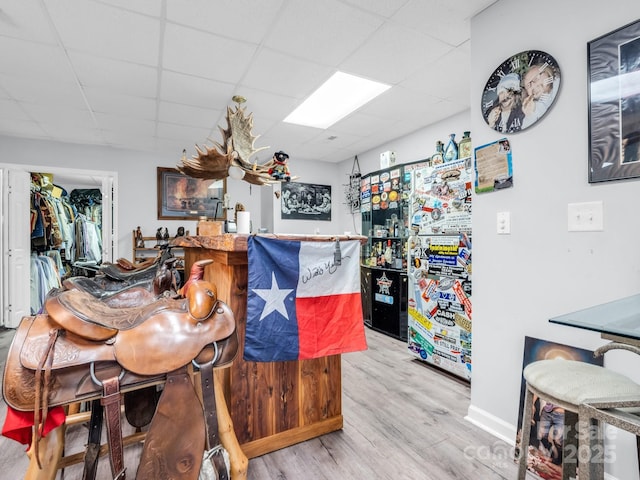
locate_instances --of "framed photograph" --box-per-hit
[588,19,640,183]
[157,167,225,220]
[473,138,513,193]
[281,182,332,221]
[515,337,603,480]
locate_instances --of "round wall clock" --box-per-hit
[481,50,561,133]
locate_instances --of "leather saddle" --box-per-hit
[3,260,237,480]
[62,256,179,307]
[99,247,173,282]
[3,278,237,410]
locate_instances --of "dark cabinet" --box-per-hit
[366,267,407,341]
[359,161,427,341]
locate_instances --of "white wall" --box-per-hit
[469,1,640,478]
[334,2,640,476]
[4,2,640,473]
[0,135,350,258]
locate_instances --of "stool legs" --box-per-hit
[518,385,579,480]
[576,407,604,480]
[517,387,534,480]
[562,410,578,480]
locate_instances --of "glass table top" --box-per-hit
[549,294,640,340]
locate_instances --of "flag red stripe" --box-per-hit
[296,292,367,359]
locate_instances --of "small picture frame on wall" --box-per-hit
[588,18,640,183]
[281,182,332,221]
[157,167,225,220]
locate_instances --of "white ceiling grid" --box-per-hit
[0,0,496,163]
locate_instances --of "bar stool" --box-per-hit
[517,358,640,480]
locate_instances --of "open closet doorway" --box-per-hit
[0,163,117,328]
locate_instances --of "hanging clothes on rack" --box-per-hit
[69,188,102,226]
[71,214,102,267]
[29,253,62,314]
[30,174,76,256]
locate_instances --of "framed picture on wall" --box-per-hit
[157,167,225,220]
[281,182,332,221]
[588,18,640,183]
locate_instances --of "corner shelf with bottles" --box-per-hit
[360,160,429,341]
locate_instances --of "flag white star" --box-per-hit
[253,272,294,321]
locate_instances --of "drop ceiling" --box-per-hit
[0,0,496,164]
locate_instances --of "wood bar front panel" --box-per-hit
[183,244,343,458]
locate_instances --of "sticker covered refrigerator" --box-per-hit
[406,156,473,380]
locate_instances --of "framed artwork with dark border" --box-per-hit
[588,18,640,183]
[157,167,225,220]
[281,182,332,221]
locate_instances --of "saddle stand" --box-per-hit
[3,269,240,480]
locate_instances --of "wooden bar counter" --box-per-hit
[172,234,351,459]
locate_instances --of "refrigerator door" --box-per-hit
[407,234,472,380]
[407,156,473,381]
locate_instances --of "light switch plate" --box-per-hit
[567,201,603,231]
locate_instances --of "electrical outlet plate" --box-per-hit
[497,211,510,234]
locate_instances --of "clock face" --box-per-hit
[481,50,561,133]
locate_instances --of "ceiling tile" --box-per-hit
[69,52,158,97]
[230,88,299,124]
[156,121,212,143]
[0,37,78,84]
[0,99,31,121]
[158,101,219,129]
[162,23,257,82]
[241,48,333,99]
[166,0,285,44]
[20,103,95,127]
[401,43,471,101]
[160,71,236,110]
[98,0,163,17]
[93,112,156,136]
[0,118,48,138]
[83,87,157,119]
[0,1,489,162]
[0,74,86,108]
[340,0,410,18]
[40,124,104,145]
[264,0,383,66]
[341,22,452,84]
[327,110,389,136]
[0,0,58,44]
[45,0,160,66]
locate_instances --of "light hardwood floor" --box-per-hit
[0,326,518,479]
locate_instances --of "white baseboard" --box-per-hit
[464,404,517,445]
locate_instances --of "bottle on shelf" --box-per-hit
[384,240,393,267]
[444,133,458,162]
[459,131,472,159]
[431,141,444,165]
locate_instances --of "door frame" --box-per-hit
[0,163,118,328]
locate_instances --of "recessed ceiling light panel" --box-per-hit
[284,72,391,129]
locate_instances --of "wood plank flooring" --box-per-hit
[0,326,518,479]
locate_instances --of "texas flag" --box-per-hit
[244,235,367,362]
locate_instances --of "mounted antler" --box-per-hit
[177,97,278,185]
